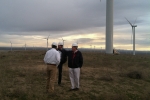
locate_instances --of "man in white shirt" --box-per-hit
[44,42,60,93]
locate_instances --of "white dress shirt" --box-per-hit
[44,48,60,66]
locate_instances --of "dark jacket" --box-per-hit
[67,50,83,68]
[58,48,67,65]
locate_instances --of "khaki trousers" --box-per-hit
[46,65,57,92]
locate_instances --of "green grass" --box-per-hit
[0,51,150,100]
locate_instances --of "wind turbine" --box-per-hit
[44,34,50,51]
[61,37,66,48]
[25,42,26,51]
[33,45,34,50]
[89,45,92,49]
[10,41,12,51]
[125,18,137,55]
[94,45,96,52]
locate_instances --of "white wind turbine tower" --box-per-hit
[99,0,114,54]
[89,45,92,49]
[125,18,137,55]
[25,42,26,51]
[10,41,12,51]
[94,45,96,52]
[44,34,50,51]
[61,37,66,48]
[105,0,114,54]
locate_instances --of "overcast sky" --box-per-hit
[0,0,150,50]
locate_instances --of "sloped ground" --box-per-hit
[0,51,150,100]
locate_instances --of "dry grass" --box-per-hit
[0,51,150,100]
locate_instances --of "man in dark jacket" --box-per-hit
[67,43,83,91]
[57,42,67,85]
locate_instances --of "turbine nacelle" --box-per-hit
[132,25,137,27]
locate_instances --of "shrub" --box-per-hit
[127,71,142,79]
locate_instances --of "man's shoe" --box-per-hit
[74,88,79,91]
[68,88,75,91]
[58,82,61,85]
[58,83,63,87]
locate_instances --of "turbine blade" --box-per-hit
[133,17,137,25]
[47,34,50,39]
[125,17,132,26]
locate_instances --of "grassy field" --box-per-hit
[0,50,150,100]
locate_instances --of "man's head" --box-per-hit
[58,42,63,49]
[72,43,78,52]
[51,42,57,48]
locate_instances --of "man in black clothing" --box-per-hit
[67,43,83,91]
[57,42,67,85]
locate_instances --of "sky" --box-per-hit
[0,0,150,51]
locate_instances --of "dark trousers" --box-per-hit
[58,63,63,84]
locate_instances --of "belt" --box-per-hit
[47,63,56,66]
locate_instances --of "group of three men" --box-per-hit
[44,42,83,93]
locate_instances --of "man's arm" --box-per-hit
[43,52,48,64]
[79,52,83,68]
[56,51,61,66]
[63,49,67,64]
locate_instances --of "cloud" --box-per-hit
[0,0,103,33]
[0,0,149,50]
[0,0,149,33]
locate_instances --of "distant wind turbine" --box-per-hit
[94,46,96,52]
[44,34,50,51]
[10,41,12,51]
[125,17,137,55]
[61,37,66,48]
[25,42,26,51]
[89,45,92,49]
[33,45,34,50]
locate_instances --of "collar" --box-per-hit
[73,50,78,53]
[51,48,57,50]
